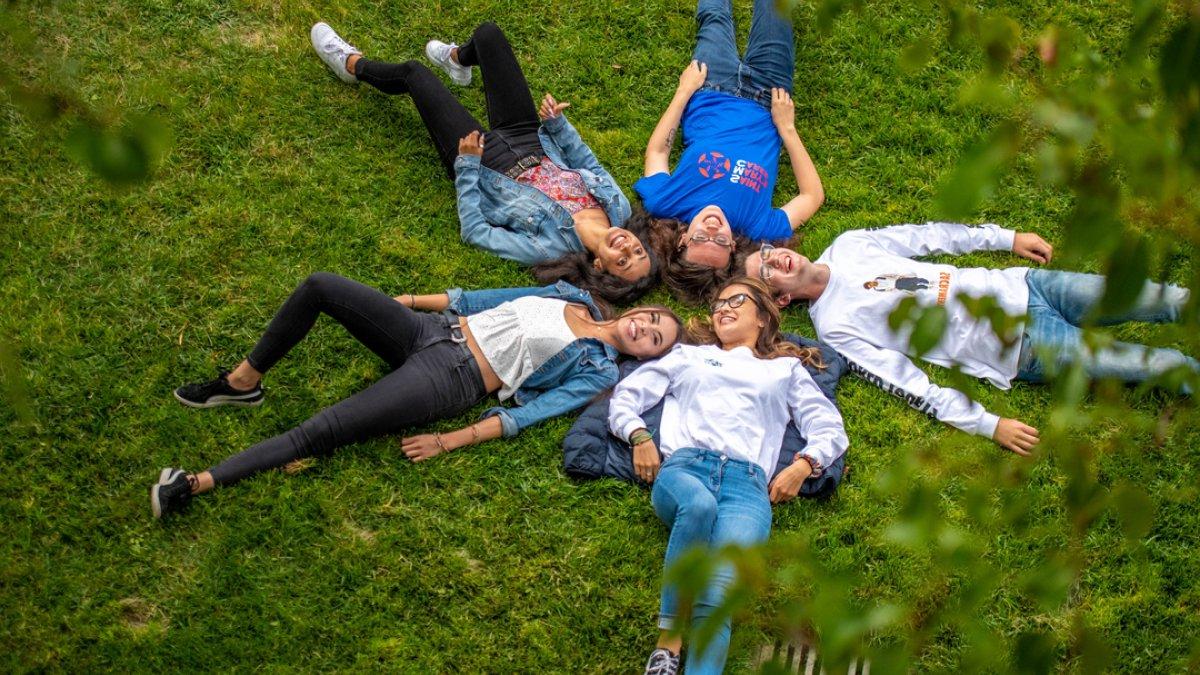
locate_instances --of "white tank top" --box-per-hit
[467,297,581,400]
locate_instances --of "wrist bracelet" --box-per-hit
[434,434,447,453]
[629,430,652,446]
[469,424,480,444]
[407,294,416,307]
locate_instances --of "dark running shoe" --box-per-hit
[174,370,263,408]
[644,648,680,675]
[151,468,195,519]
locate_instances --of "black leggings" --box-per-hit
[209,273,487,486]
[354,22,543,178]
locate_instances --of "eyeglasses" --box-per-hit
[757,243,776,281]
[682,232,735,249]
[709,292,758,315]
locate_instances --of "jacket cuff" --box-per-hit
[482,407,519,438]
[617,418,648,445]
[540,114,567,133]
[987,224,1016,251]
[445,288,466,314]
[454,154,482,171]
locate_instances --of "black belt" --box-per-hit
[504,153,545,179]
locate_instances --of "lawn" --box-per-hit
[1,0,1197,672]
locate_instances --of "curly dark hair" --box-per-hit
[530,209,661,305]
[646,217,754,306]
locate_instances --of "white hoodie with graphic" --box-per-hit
[808,222,1028,439]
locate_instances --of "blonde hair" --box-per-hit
[686,277,824,368]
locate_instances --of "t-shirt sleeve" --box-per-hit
[633,173,670,214]
[742,208,793,242]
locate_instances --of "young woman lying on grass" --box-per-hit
[638,0,825,304]
[608,277,848,674]
[309,21,660,305]
[152,273,681,518]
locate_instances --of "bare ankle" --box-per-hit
[346,53,361,75]
[450,47,459,64]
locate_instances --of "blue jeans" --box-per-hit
[692,0,795,108]
[1017,269,1197,392]
[651,448,773,675]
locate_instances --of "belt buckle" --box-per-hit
[448,323,467,344]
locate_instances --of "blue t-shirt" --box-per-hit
[634,91,791,242]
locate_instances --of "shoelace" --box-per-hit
[646,651,677,675]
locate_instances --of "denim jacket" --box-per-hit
[445,281,621,437]
[453,114,633,266]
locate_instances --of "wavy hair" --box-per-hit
[646,217,754,306]
[531,209,661,305]
[685,277,823,367]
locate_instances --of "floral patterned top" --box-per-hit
[515,156,601,215]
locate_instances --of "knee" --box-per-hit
[472,21,503,44]
[300,271,339,298]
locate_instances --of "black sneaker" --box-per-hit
[174,369,263,408]
[151,468,195,519]
[644,648,680,675]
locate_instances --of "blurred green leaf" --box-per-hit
[1014,630,1058,674]
[1158,17,1200,104]
[899,41,933,73]
[1111,483,1155,540]
[909,305,948,357]
[935,123,1019,219]
[1098,234,1150,318]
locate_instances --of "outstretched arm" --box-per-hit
[772,89,825,230]
[644,61,708,176]
[400,416,504,462]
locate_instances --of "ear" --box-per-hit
[592,257,603,272]
[677,232,688,248]
[775,293,792,308]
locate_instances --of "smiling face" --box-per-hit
[678,205,735,270]
[743,244,810,305]
[614,308,679,359]
[710,283,764,349]
[593,228,651,281]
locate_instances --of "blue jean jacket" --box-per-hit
[445,281,621,437]
[453,114,633,266]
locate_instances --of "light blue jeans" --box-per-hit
[1017,269,1197,392]
[692,0,795,108]
[651,448,773,675]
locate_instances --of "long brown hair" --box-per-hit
[531,207,662,305]
[685,277,824,367]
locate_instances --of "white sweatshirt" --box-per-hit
[607,343,849,477]
[808,222,1029,440]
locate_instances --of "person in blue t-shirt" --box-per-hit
[636,0,825,304]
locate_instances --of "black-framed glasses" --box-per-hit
[709,292,758,314]
[757,243,776,281]
[682,232,735,250]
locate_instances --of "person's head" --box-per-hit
[741,242,816,307]
[687,277,823,365]
[678,205,735,270]
[607,306,684,359]
[648,215,751,305]
[532,213,661,305]
[863,280,878,290]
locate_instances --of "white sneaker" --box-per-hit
[425,39,472,86]
[310,22,361,84]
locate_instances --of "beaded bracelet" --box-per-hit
[629,430,653,446]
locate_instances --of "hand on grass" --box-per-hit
[633,438,661,483]
[770,88,796,133]
[539,93,570,121]
[401,434,446,462]
[993,418,1040,456]
[678,60,707,95]
[768,455,813,504]
[458,131,485,157]
[1012,232,1053,264]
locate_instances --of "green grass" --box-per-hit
[1,0,1197,671]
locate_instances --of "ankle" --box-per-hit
[346,53,361,75]
[449,47,459,65]
[226,374,260,392]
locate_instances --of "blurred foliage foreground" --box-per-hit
[674,1,1200,672]
[3,0,1200,671]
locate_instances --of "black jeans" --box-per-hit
[354,22,543,178]
[209,273,487,486]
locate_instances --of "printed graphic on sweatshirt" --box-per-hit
[863,272,954,305]
[696,152,769,194]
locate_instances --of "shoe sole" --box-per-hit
[425,42,471,86]
[150,483,165,519]
[173,390,263,409]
